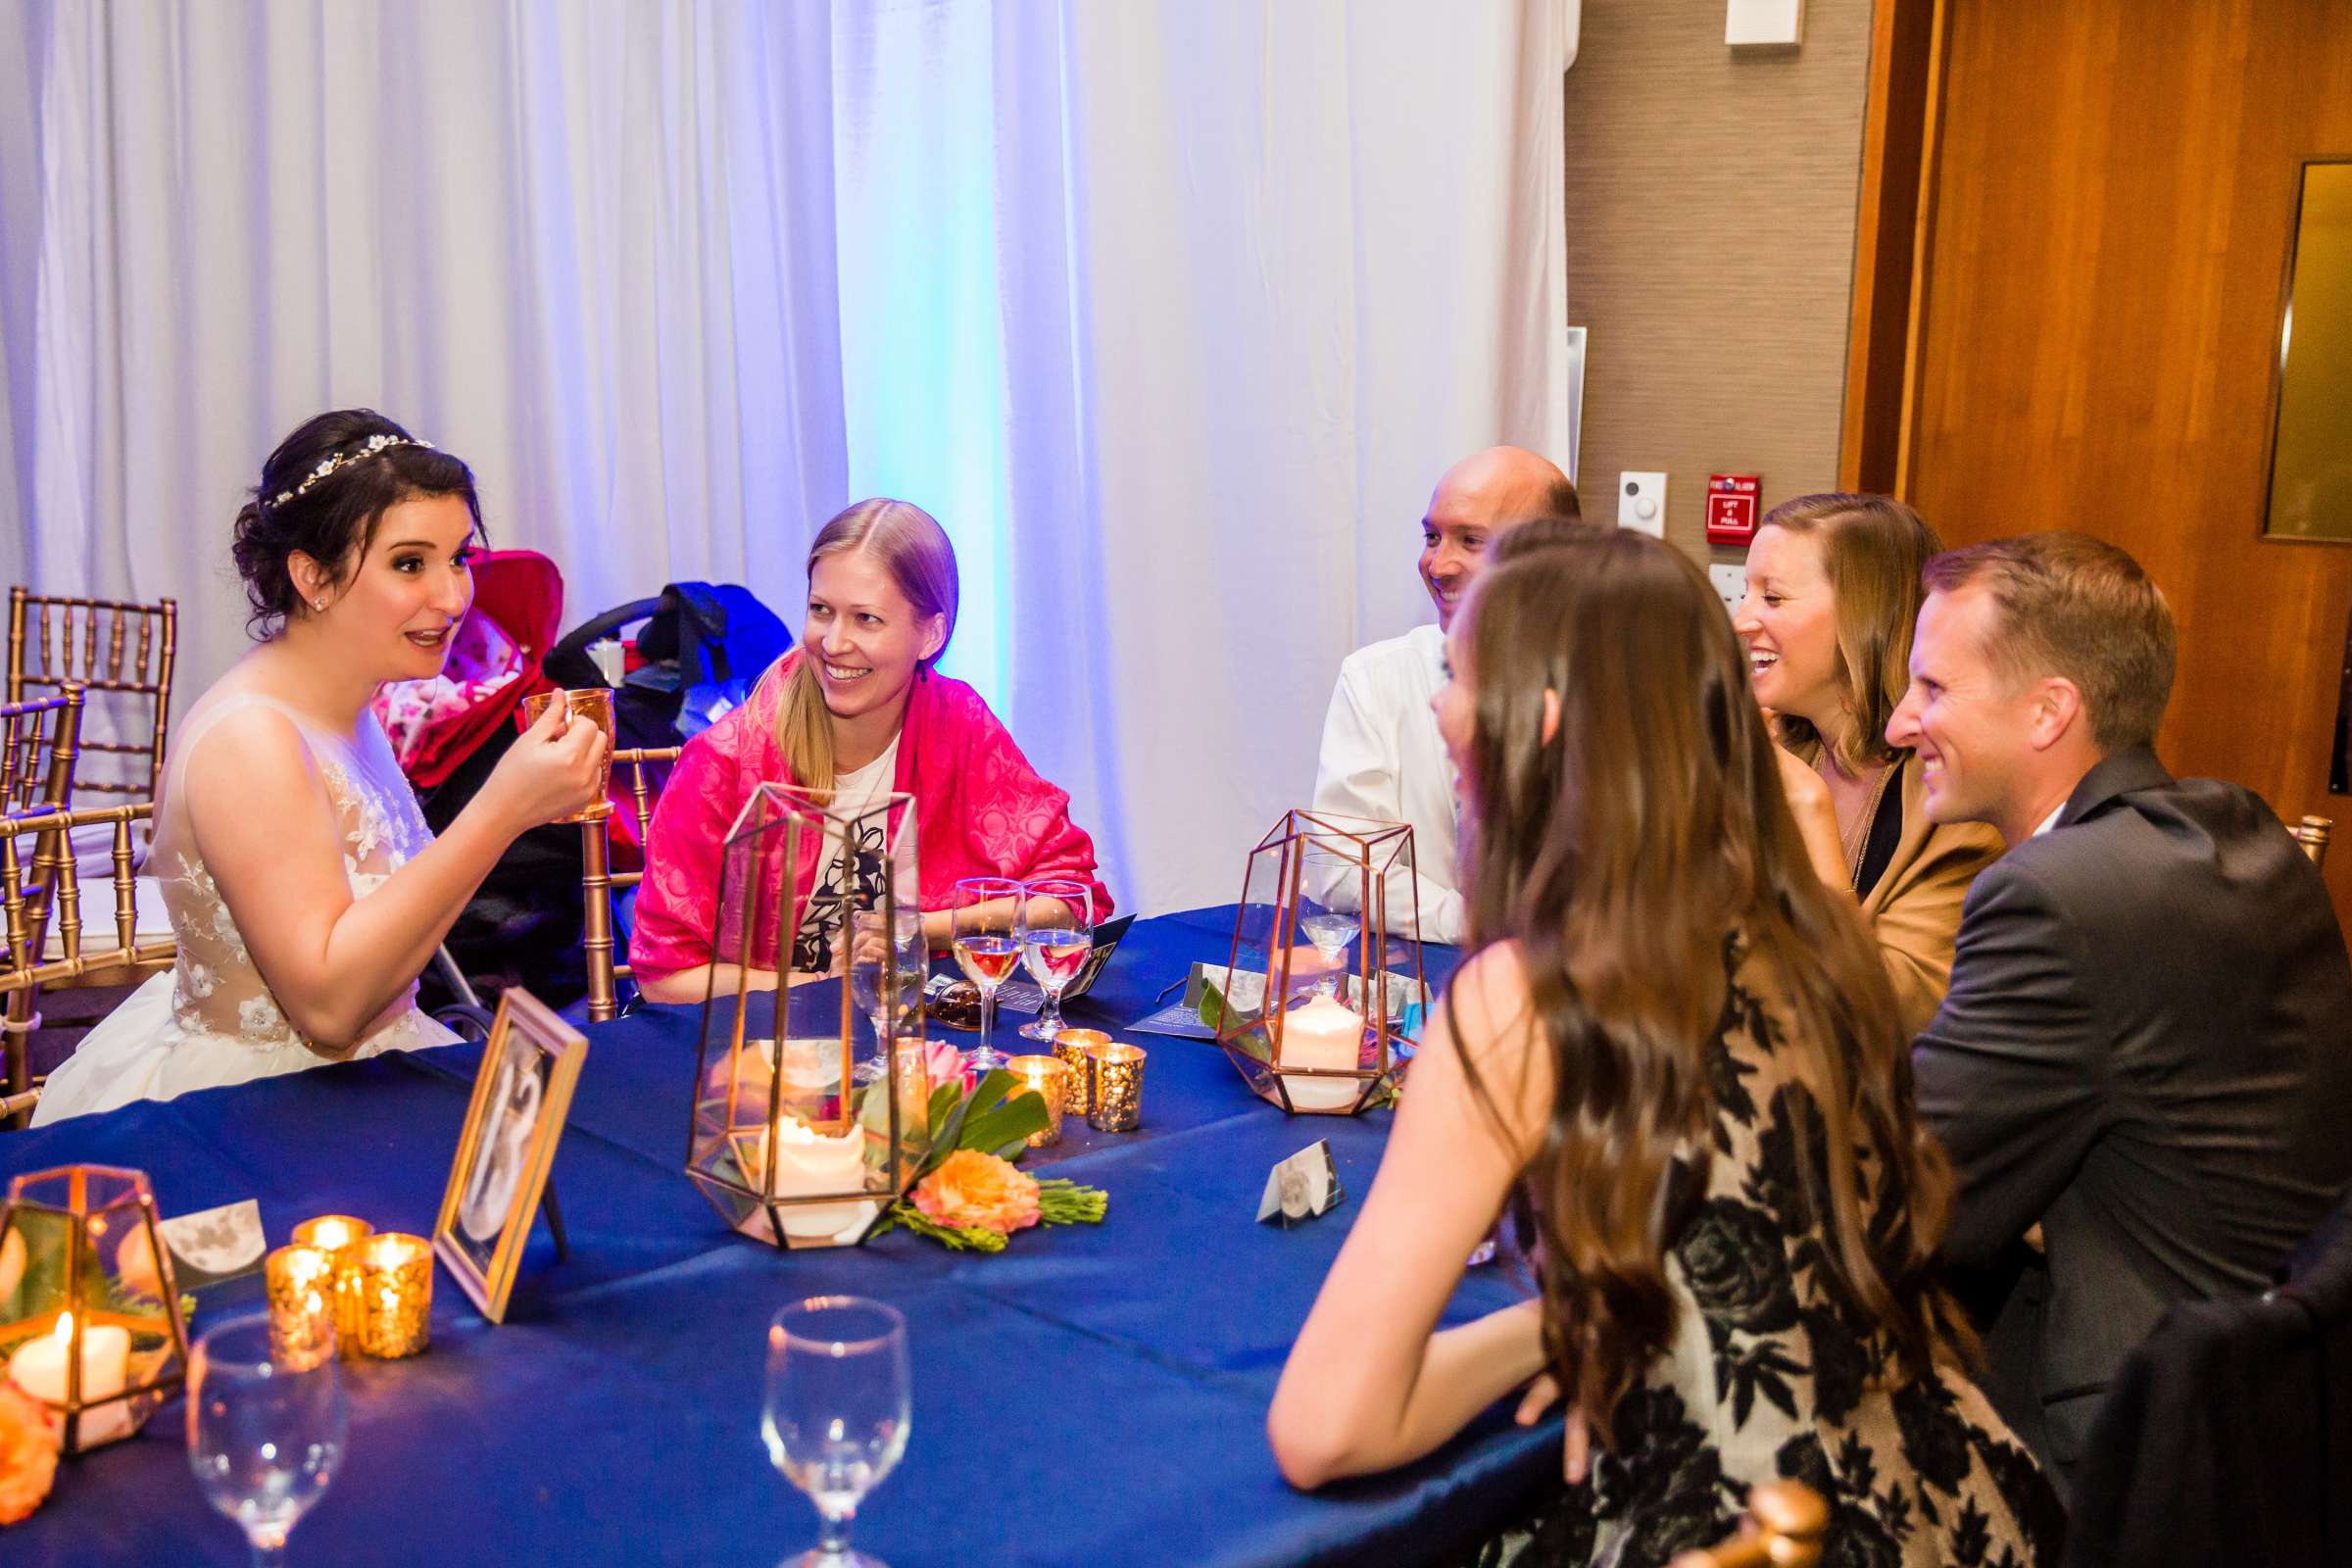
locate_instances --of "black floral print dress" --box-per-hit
[1481,939,2065,1567]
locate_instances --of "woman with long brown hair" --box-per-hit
[1734,493,2003,1031]
[1268,528,2058,1563]
[631,499,1110,1001]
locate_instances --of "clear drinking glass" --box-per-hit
[1298,905,1359,1000]
[763,1296,910,1568]
[1015,878,1094,1042]
[849,906,927,1084]
[950,876,1023,1072]
[186,1312,347,1567]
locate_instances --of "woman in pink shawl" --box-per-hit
[631,498,1112,1000]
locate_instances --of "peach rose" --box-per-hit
[911,1151,1041,1235]
[0,1384,59,1526]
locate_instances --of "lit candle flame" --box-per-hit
[52,1311,73,1344]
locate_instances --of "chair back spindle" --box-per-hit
[2295,814,2330,867]
[583,746,683,1023]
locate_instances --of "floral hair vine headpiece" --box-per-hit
[268,432,434,508]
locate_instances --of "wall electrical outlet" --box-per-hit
[1707,562,1745,617]
[1618,471,1667,537]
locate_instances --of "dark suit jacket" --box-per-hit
[1914,746,2352,1475]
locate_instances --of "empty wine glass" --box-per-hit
[763,1296,910,1568]
[950,876,1023,1072]
[186,1312,347,1567]
[1298,906,1358,1000]
[1016,878,1094,1041]
[849,906,927,1084]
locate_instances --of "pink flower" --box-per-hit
[911,1151,1041,1235]
[0,1384,59,1527]
[918,1040,973,1097]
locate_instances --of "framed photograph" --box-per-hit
[432,988,587,1323]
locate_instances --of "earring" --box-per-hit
[312,597,326,612]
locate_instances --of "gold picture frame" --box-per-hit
[431,989,587,1324]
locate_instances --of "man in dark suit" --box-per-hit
[1890,531,2352,1485]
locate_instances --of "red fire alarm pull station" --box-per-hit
[1705,474,1762,546]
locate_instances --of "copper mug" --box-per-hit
[518,687,614,822]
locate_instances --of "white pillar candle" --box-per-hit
[760,1117,870,1238]
[1280,995,1367,1111]
[9,1311,132,1444]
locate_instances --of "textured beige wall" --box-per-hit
[1562,0,1873,564]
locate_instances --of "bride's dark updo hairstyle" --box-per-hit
[231,409,483,635]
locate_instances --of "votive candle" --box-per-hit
[6,1311,132,1446]
[290,1215,374,1353]
[1053,1029,1108,1117]
[1004,1055,1067,1148]
[264,1244,338,1370]
[354,1233,432,1359]
[1085,1043,1147,1133]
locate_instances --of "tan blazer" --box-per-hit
[1801,744,2005,1034]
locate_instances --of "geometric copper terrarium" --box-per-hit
[0,1164,191,1452]
[1207,810,1427,1115]
[685,783,934,1250]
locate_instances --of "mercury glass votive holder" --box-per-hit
[1053,1029,1108,1117]
[290,1215,374,1354]
[1004,1054,1067,1148]
[1085,1043,1147,1133]
[354,1233,432,1359]
[263,1244,339,1370]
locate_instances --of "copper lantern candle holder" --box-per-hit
[1206,810,1426,1115]
[685,784,933,1250]
[0,1164,190,1453]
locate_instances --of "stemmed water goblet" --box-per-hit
[1298,906,1359,1001]
[849,905,927,1084]
[950,876,1023,1071]
[763,1296,910,1568]
[1015,878,1094,1042]
[186,1312,347,1567]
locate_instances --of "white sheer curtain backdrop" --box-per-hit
[0,0,848,725]
[833,0,1571,911]
[1,0,1569,917]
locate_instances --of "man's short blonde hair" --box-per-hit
[1921,531,2177,752]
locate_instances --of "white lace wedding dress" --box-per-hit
[33,690,457,1123]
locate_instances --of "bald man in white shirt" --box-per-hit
[1310,446,1577,944]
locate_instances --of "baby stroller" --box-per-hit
[376,557,791,1021]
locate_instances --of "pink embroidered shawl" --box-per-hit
[630,656,1114,982]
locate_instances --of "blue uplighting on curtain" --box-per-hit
[830,0,1011,706]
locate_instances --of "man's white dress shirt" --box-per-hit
[1309,623,1466,944]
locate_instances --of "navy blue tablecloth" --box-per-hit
[2,909,1553,1567]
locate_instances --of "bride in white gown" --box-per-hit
[35,410,606,1123]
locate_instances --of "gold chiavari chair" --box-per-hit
[7,589,177,822]
[0,802,172,1124]
[2294,814,2330,867]
[1665,1481,1828,1568]
[0,688,85,1058]
[582,746,683,1023]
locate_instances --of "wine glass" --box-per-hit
[1298,906,1359,1000]
[186,1312,347,1567]
[950,876,1023,1072]
[763,1296,910,1568]
[1015,878,1094,1042]
[849,905,927,1083]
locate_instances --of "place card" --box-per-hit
[159,1199,267,1288]
[1258,1140,1345,1228]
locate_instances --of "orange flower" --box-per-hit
[911,1150,1041,1235]
[0,1384,59,1527]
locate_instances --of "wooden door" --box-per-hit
[1889,0,2352,928]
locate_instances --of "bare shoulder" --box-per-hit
[178,705,331,833]
[1419,942,1549,1152]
